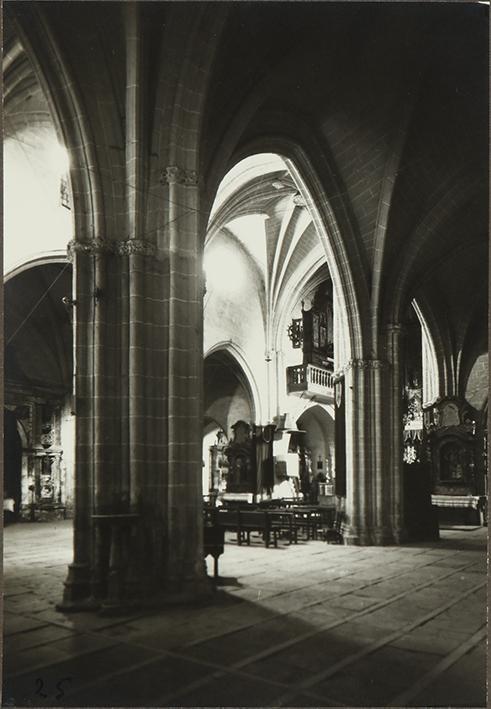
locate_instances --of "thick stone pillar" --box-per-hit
[60,237,171,611]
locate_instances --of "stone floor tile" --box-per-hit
[406,640,487,707]
[60,653,216,707]
[4,624,77,653]
[259,629,358,671]
[3,633,118,677]
[165,672,285,707]
[389,626,475,656]
[3,613,49,636]
[327,593,385,611]
[423,611,486,635]
[287,605,344,627]
[239,655,315,686]
[353,606,409,631]
[317,620,391,647]
[310,667,403,706]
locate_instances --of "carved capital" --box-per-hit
[67,239,111,261]
[160,165,199,186]
[67,238,157,260]
[114,239,157,257]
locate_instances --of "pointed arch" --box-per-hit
[204,342,262,424]
[212,140,363,363]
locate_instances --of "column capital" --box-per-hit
[114,239,157,257]
[160,165,199,186]
[67,238,156,261]
[67,238,111,261]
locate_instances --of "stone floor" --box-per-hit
[2,521,487,707]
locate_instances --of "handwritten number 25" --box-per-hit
[35,677,72,700]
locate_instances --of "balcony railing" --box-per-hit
[286,363,334,402]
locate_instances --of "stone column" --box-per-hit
[369,359,393,544]
[343,360,367,544]
[386,323,406,543]
[59,242,98,608]
[343,358,397,545]
[161,165,209,597]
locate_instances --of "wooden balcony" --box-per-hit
[286,363,334,403]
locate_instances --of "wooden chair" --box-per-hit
[237,510,275,547]
[323,510,344,544]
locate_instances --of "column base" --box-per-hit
[163,571,214,602]
[392,525,409,544]
[343,525,401,546]
[57,562,93,611]
[372,526,397,545]
[98,599,140,617]
[342,524,366,545]
[343,531,361,545]
[56,596,101,613]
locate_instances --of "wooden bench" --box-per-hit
[211,507,298,548]
[267,510,298,545]
[237,510,275,547]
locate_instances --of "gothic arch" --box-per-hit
[208,140,364,363]
[5,252,68,283]
[204,342,262,424]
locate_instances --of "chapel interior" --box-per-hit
[3,2,488,707]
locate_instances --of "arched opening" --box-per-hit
[4,262,74,521]
[296,404,335,504]
[402,300,487,534]
[203,350,255,497]
[204,151,355,512]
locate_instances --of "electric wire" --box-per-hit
[6,261,72,346]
